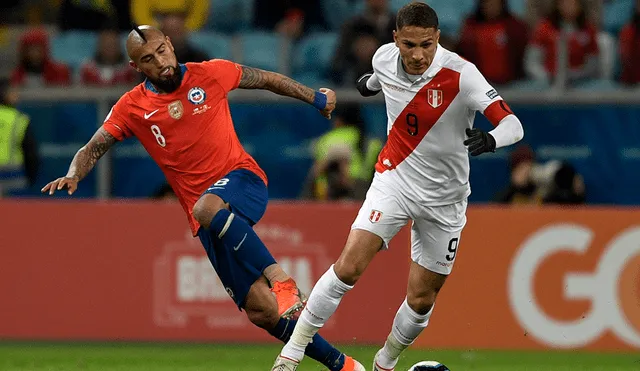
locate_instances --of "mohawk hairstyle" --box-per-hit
[132,24,147,42]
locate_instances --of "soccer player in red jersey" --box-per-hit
[42,25,364,371]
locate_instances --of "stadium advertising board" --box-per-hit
[0,201,637,351]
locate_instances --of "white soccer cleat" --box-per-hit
[372,349,394,371]
[271,355,299,371]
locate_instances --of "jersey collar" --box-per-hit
[144,63,188,94]
[396,43,443,83]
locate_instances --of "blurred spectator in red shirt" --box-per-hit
[619,0,640,84]
[10,29,71,87]
[525,0,599,84]
[457,0,529,86]
[80,28,137,86]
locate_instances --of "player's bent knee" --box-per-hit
[192,194,227,229]
[407,292,437,315]
[244,277,279,330]
[245,306,280,330]
[333,259,362,286]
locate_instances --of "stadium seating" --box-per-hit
[292,32,338,85]
[603,0,634,35]
[189,32,233,61]
[508,0,528,18]
[237,31,289,73]
[204,0,254,33]
[408,0,476,37]
[50,31,97,72]
[321,0,364,30]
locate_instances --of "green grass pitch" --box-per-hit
[1,343,638,370]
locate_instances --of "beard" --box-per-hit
[147,65,183,93]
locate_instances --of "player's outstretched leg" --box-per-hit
[193,194,303,317]
[273,230,382,369]
[246,277,364,371]
[373,262,447,371]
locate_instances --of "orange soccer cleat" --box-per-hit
[270,278,305,319]
[338,355,366,371]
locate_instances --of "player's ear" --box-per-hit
[393,30,398,47]
[129,60,141,72]
[435,29,441,44]
[165,36,174,51]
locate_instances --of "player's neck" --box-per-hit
[152,83,169,94]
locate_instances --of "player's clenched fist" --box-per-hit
[318,88,336,119]
[41,176,79,195]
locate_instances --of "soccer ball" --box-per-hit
[408,360,450,371]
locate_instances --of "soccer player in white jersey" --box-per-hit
[271,2,524,371]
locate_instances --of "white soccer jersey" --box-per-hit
[370,43,513,205]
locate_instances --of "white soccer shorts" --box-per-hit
[351,178,467,275]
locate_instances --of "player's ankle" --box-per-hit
[377,333,406,369]
[280,335,309,363]
[377,347,400,370]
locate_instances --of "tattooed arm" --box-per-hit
[41,127,117,195]
[238,66,336,118]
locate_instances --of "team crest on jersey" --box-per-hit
[168,100,184,119]
[187,87,206,105]
[369,210,383,223]
[427,89,443,108]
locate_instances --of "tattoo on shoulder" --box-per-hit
[239,66,267,89]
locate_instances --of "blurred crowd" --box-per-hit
[1,0,609,203]
[2,0,640,88]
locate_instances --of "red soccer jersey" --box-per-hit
[530,20,598,75]
[103,59,267,235]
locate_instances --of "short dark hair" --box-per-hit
[396,2,439,30]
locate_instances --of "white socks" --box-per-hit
[280,265,353,361]
[377,298,433,370]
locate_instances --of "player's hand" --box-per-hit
[464,128,496,156]
[318,88,336,119]
[41,176,80,196]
